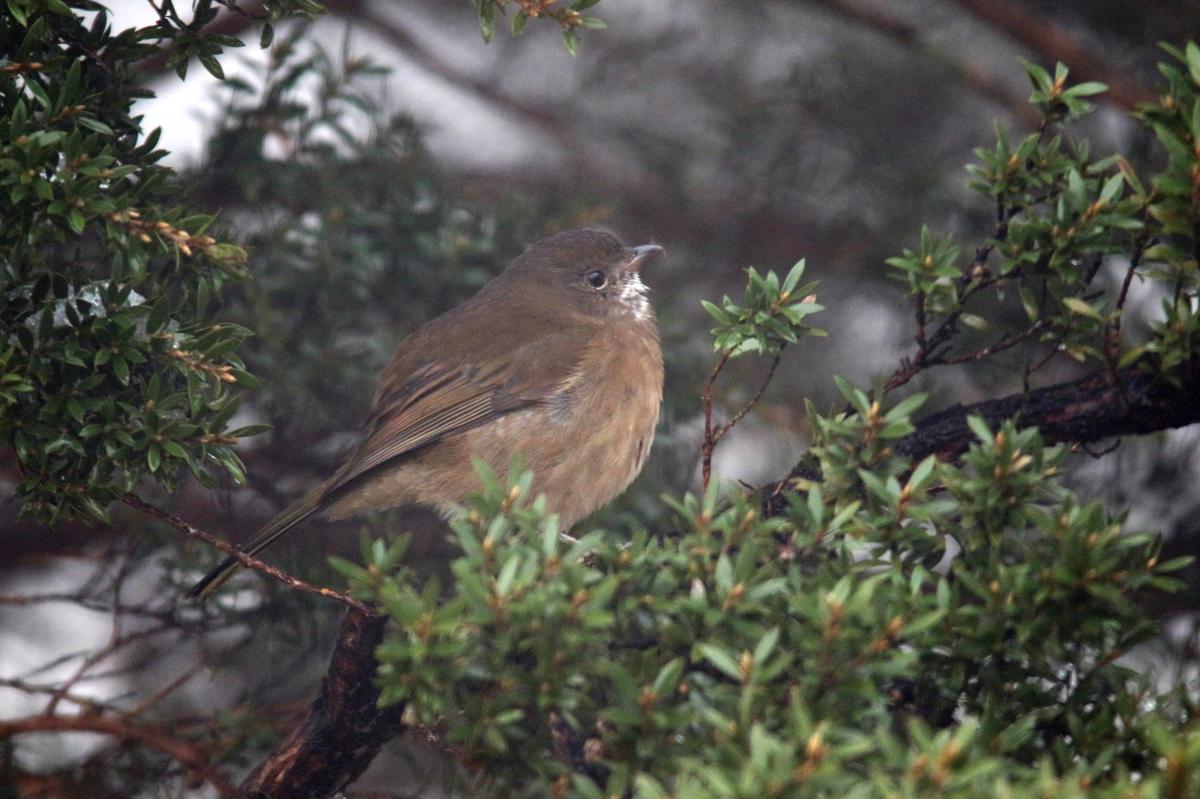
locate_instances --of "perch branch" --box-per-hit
[234,606,404,799]
[764,358,1200,515]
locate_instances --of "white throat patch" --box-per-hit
[620,272,651,320]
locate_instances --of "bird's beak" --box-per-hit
[622,244,665,273]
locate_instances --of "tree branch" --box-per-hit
[0,713,236,797]
[234,606,404,799]
[764,359,1200,514]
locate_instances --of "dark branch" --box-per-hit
[764,359,1200,515]
[235,607,404,799]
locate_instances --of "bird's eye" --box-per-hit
[586,270,607,289]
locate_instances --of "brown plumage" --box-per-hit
[190,229,664,599]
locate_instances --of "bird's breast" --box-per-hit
[475,318,663,527]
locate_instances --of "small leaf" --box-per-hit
[76,116,114,135]
[562,29,580,56]
[198,53,225,80]
[752,627,780,666]
[1062,296,1103,320]
[697,643,742,681]
[479,0,495,42]
[651,658,684,698]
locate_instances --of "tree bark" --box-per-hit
[764,361,1200,516]
[236,607,404,799]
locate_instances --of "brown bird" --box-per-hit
[190,229,664,598]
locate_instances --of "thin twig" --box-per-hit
[43,565,131,716]
[700,349,733,492]
[121,493,373,614]
[941,318,1050,365]
[0,677,115,712]
[715,354,785,440]
[0,713,236,797]
[124,664,206,719]
[701,353,786,492]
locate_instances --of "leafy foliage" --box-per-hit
[477,0,607,55]
[0,3,288,520]
[884,52,1199,389]
[182,28,528,473]
[349,407,1191,797]
[702,260,824,357]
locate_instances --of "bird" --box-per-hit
[190,228,664,599]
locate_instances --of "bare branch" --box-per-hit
[0,713,236,797]
[120,493,372,613]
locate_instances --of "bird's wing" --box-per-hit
[324,321,598,494]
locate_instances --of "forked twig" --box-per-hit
[701,352,783,491]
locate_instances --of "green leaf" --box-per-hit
[562,29,580,56]
[884,392,927,423]
[697,642,742,681]
[1064,81,1107,97]
[966,415,992,443]
[834,375,870,416]
[1099,173,1123,204]
[199,53,225,80]
[651,658,684,698]
[76,115,114,136]
[495,554,520,597]
[752,627,779,665]
[701,299,731,324]
[7,0,28,25]
[1186,41,1200,85]
[1062,296,1103,320]
[479,0,495,42]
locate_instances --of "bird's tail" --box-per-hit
[187,484,327,600]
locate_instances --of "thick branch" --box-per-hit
[235,607,404,799]
[896,365,1199,461]
[765,360,1200,514]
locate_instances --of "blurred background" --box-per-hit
[4,0,1200,794]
